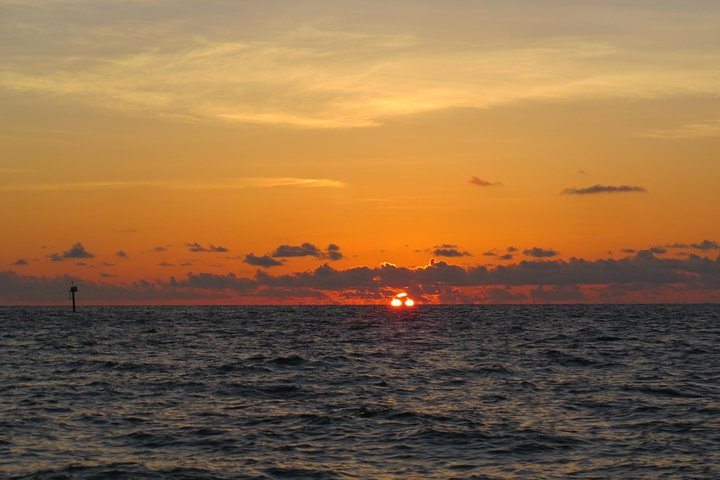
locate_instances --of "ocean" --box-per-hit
[1,305,718,479]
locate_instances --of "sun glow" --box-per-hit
[390,292,415,307]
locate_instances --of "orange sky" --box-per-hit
[2,1,719,304]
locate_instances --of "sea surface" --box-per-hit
[1,305,719,479]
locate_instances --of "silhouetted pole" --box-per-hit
[70,284,78,312]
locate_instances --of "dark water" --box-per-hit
[1,305,719,479]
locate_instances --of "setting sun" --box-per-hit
[391,293,415,307]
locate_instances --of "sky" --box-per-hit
[2,0,720,304]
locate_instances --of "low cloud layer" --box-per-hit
[562,185,647,195]
[3,251,719,304]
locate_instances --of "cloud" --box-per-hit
[244,254,283,268]
[152,246,168,252]
[433,245,472,257]
[506,246,518,253]
[12,259,29,266]
[523,247,558,258]
[469,177,501,187]
[326,244,344,261]
[115,250,128,258]
[0,177,347,192]
[666,240,719,251]
[479,287,527,303]
[272,242,323,258]
[170,272,255,292]
[530,285,586,302]
[640,121,720,139]
[48,242,95,262]
[637,247,666,256]
[270,242,344,261]
[187,242,229,253]
[5,0,720,131]
[499,254,514,260]
[562,185,647,195]
[2,250,720,304]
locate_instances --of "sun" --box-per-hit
[390,292,415,307]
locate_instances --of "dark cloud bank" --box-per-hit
[3,252,720,304]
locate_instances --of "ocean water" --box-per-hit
[1,305,719,479]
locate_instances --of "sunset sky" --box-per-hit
[2,0,719,304]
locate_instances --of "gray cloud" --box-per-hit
[152,246,168,252]
[326,244,344,261]
[115,250,128,258]
[48,242,95,262]
[12,259,29,266]
[523,247,558,258]
[433,246,471,257]
[479,287,526,303]
[272,242,323,258]
[2,251,720,304]
[187,242,229,253]
[530,285,586,302]
[270,242,344,261]
[666,240,719,251]
[244,254,283,268]
[469,177,501,187]
[562,184,647,195]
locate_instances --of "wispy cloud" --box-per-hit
[3,11,720,129]
[562,184,647,195]
[468,177,501,187]
[640,121,720,139]
[0,177,347,192]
